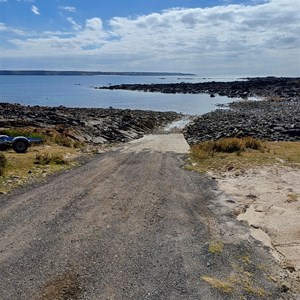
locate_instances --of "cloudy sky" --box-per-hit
[0,0,299,76]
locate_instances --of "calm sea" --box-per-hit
[0,75,243,115]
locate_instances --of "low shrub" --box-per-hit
[0,153,7,176]
[35,153,67,165]
[243,137,263,150]
[191,137,263,158]
[214,138,244,153]
[52,136,74,148]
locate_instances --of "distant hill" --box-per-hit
[0,70,195,76]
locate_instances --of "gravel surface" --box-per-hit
[0,135,286,299]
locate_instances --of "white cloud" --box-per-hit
[5,18,108,56]
[1,0,300,75]
[31,5,40,15]
[0,22,27,35]
[86,18,103,31]
[67,17,82,30]
[59,6,77,13]
[0,0,8,3]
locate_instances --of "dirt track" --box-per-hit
[0,134,287,299]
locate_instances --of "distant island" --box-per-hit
[0,70,195,76]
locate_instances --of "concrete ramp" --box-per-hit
[122,134,190,154]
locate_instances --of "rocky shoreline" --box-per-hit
[184,99,300,144]
[97,77,300,144]
[1,77,300,145]
[0,103,181,144]
[97,77,300,101]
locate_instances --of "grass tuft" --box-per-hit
[191,137,263,158]
[0,153,7,176]
[35,153,68,165]
[209,241,224,254]
[286,193,299,203]
[202,276,234,294]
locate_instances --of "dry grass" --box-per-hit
[202,259,269,297]
[35,152,67,165]
[0,153,7,176]
[191,137,263,157]
[36,271,82,300]
[202,276,234,294]
[0,145,80,193]
[209,241,224,254]
[286,193,299,203]
[0,126,87,193]
[189,139,300,173]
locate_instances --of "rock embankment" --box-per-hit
[0,103,181,144]
[97,77,300,101]
[184,99,300,144]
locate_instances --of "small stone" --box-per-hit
[281,282,290,293]
[283,261,296,272]
[226,199,236,204]
[250,224,260,229]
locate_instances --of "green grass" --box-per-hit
[0,128,45,139]
[1,126,85,149]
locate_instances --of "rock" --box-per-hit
[281,282,291,293]
[97,77,300,144]
[283,261,296,272]
[97,77,300,103]
[183,98,300,144]
[0,103,181,145]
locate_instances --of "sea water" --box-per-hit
[0,75,243,115]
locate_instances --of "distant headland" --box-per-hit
[0,70,195,76]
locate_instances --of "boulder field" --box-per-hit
[0,103,181,144]
[184,99,300,144]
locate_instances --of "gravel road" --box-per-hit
[0,134,285,299]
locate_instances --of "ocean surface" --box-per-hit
[0,75,244,115]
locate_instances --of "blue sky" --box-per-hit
[0,0,299,75]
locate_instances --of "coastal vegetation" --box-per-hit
[0,144,80,193]
[189,138,300,173]
[0,153,7,176]
[0,127,84,193]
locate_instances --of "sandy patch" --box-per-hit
[212,165,300,294]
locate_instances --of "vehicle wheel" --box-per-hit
[13,139,29,153]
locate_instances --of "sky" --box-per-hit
[0,0,299,76]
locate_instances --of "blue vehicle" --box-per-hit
[0,135,43,153]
